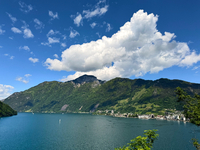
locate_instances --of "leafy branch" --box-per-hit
[115,129,158,150]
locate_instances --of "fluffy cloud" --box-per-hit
[45,10,200,81]
[73,13,83,27]
[19,46,30,51]
[16,77,29,84]
[23,28,34,38]
[48,37,60,44]
[11,27,22,33]
[0,84,14,100]
[19,1,33,13]
[54,54,59,58]
[11,21,34,38]
[179,51,200,66]
[6,13,17,23]
[41,37,60,46]
[16,74,31,84]
[42,30,61,47]
[49,11,59,20]
[34,18,45,29]
[29,57,39,63]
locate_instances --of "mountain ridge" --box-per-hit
[3,75,200,115]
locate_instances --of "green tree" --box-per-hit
[175,87,200,149]
[115,129,158,150]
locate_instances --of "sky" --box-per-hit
[1,0,200,100]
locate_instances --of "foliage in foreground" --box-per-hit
[175,87,200,150]
[115,129,158,150]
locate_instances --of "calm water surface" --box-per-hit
[0,113,200,150]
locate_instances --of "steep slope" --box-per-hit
[0,101,17,117]
[3,75,200,114]
[94,78,200,114]
[4,75,104,113]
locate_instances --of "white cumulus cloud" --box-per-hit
[45,10,200,81]
[11,27,22,34]
[16,77,29,84]
[42,30,61,47]
[73,13,83,27]
[48,37,60,44]
[23,28,34,38]
[16,74,31,84]
[29,57,39,63]
[61,43,67,48]
[179,51,200,66]
[0,84,14,100]
[19,46,30,51]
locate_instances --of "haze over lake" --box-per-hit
[0,113,199,150]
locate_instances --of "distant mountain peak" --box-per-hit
[70,74,104,84]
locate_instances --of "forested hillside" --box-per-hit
[4,75,200,115]
[0,101,17,117]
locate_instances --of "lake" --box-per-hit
[0,113,199,150]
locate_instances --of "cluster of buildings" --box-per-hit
[138,113,187,122]
[95,110,188,122]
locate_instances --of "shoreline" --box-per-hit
[19,111,189,123]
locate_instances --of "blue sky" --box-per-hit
[1,0,200,99]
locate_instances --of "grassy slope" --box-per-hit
[4,77,200,115]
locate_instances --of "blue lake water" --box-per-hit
[0,113,200,150]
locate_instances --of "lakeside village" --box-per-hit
[93,109,188,122]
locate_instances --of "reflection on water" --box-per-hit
[0,113,199,150]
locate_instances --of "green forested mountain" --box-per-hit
[3,75,200,115]
[0,101,17,117]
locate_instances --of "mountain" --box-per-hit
[0,101,17,117]
[3,75,200,115]
[71,74,105,85]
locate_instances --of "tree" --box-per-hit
[175,87,200,149]
[115,129,158,150]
